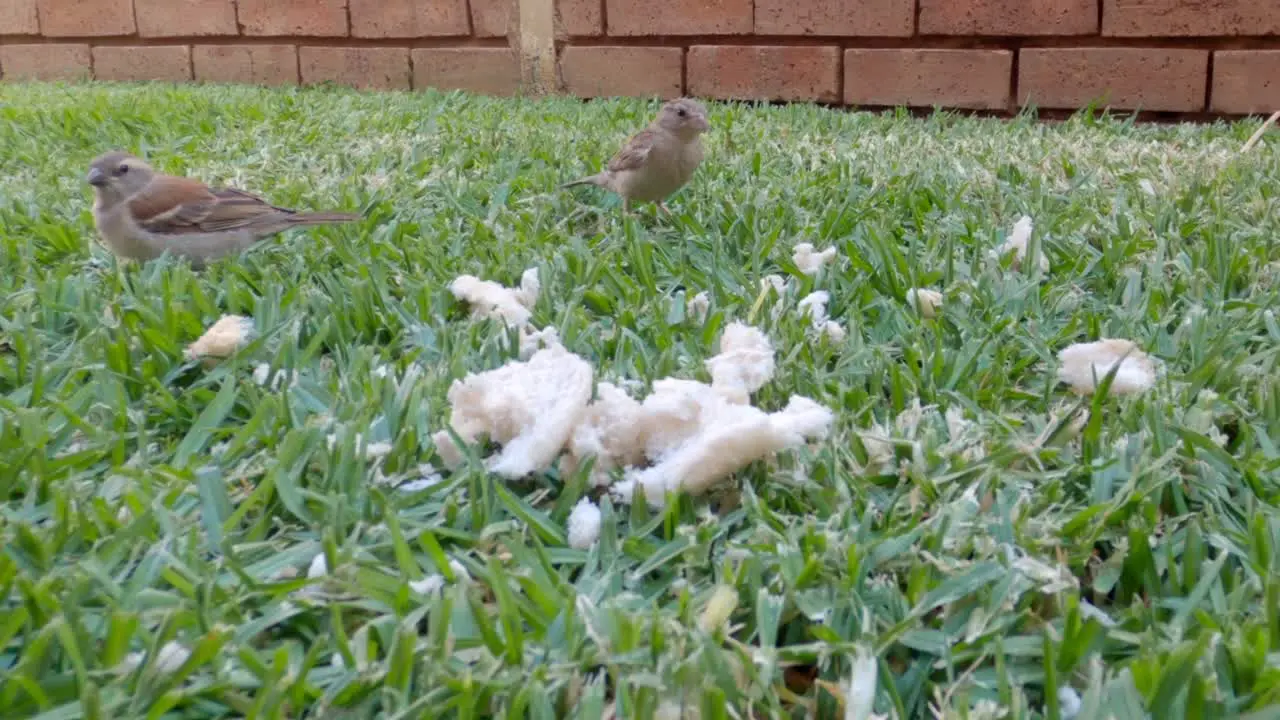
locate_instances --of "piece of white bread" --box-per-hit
[432,344,593,478]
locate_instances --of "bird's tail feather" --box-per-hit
[288,211,362,225]
[560,174,604,190]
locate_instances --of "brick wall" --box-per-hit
[2,0,1279,116]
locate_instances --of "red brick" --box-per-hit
[689,45,839,102]
[1018,48,1207,112]
[412,48,520,95]
[845,49,1011,110]
[301,47,410,90]
[556,0,601,36]
[194,45,299,85]
[0,43,90,80]
[471,0,511,37]
[920,0,1097,35]
[37,0,134,36]
[94,46,192,82]
[349,0,468,38]
[1103,0,1280,36]
[1211,51,1280,115]
[0,0,38,34]
[608,0,750,35]
[239,0,347,37]
[756,0,912,36]
[134,0,235,37]
[561,46,682,99]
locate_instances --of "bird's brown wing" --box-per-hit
[130,176,290,235]
[606,129,657,173]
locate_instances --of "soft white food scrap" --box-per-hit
[994,215,1049,272]
[845,645,879,720]
[409,559,469,595]
[698,585,739,632]
[409,575,445,594]
[705,322,775,404]
[436,345,594,479]
[184,314,255,361]
[564,382,646,486]
[518,325,561,360]
[327,432,393,461]
[567,497,603,549]
[799,291,848,342]
[612,382,832,508]
[449,267,539,326]
[798,291,830,324]
[688,291,711,322]
[307,552,328,579]
[1057,687,1083,719]
[119,641,191,675]
[793,242,838,275]
[398,463,445,492]
[432,430,466,470]
[252,363,298,390]
[514,267,541,309]
[906,288,943,319]
[761,274,787,294]
[1057,339,1156,396]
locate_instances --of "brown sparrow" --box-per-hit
[86,151,360,269]
[561,98,709,215]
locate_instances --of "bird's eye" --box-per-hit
[114,165,129,176]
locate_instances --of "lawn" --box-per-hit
[1,82,1279,720]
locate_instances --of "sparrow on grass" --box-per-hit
[87,151,360,269]
[561,98,709,216]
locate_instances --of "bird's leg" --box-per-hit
[657,201,674,219]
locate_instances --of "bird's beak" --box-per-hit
[86,167,106,187]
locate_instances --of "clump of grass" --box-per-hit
[1,81,1279,719]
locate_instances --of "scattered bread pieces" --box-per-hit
[433,345,594,478]
[993,216,1048,273]
[1057,339,1156,396]
[449,268,540,326]
[706,322,775,404]
[793,242,837,275]
[185,314,255,361]
[906,288,943,319]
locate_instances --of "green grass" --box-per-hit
[2,81,1280,719]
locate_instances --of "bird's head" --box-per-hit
[654,98,710,138]
[86,151,156,204]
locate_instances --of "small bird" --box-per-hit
[561,97,710,216]
[86,151,360,269]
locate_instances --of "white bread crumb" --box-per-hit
[688,291,711,322]
[798,291,847,342]
[518,325,561,359]
[1057,339,1156,395]
[612,381,832,508]
[993,216,1049,272]
[761,275,787,294]
[185,314,255,361]
[705,322,775,404]
[436,345,594,478]
[565,382,647,486]
[449,267,539,326]
[567,497,602,549]
[906,288,943,319]
[793,243,837,275]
